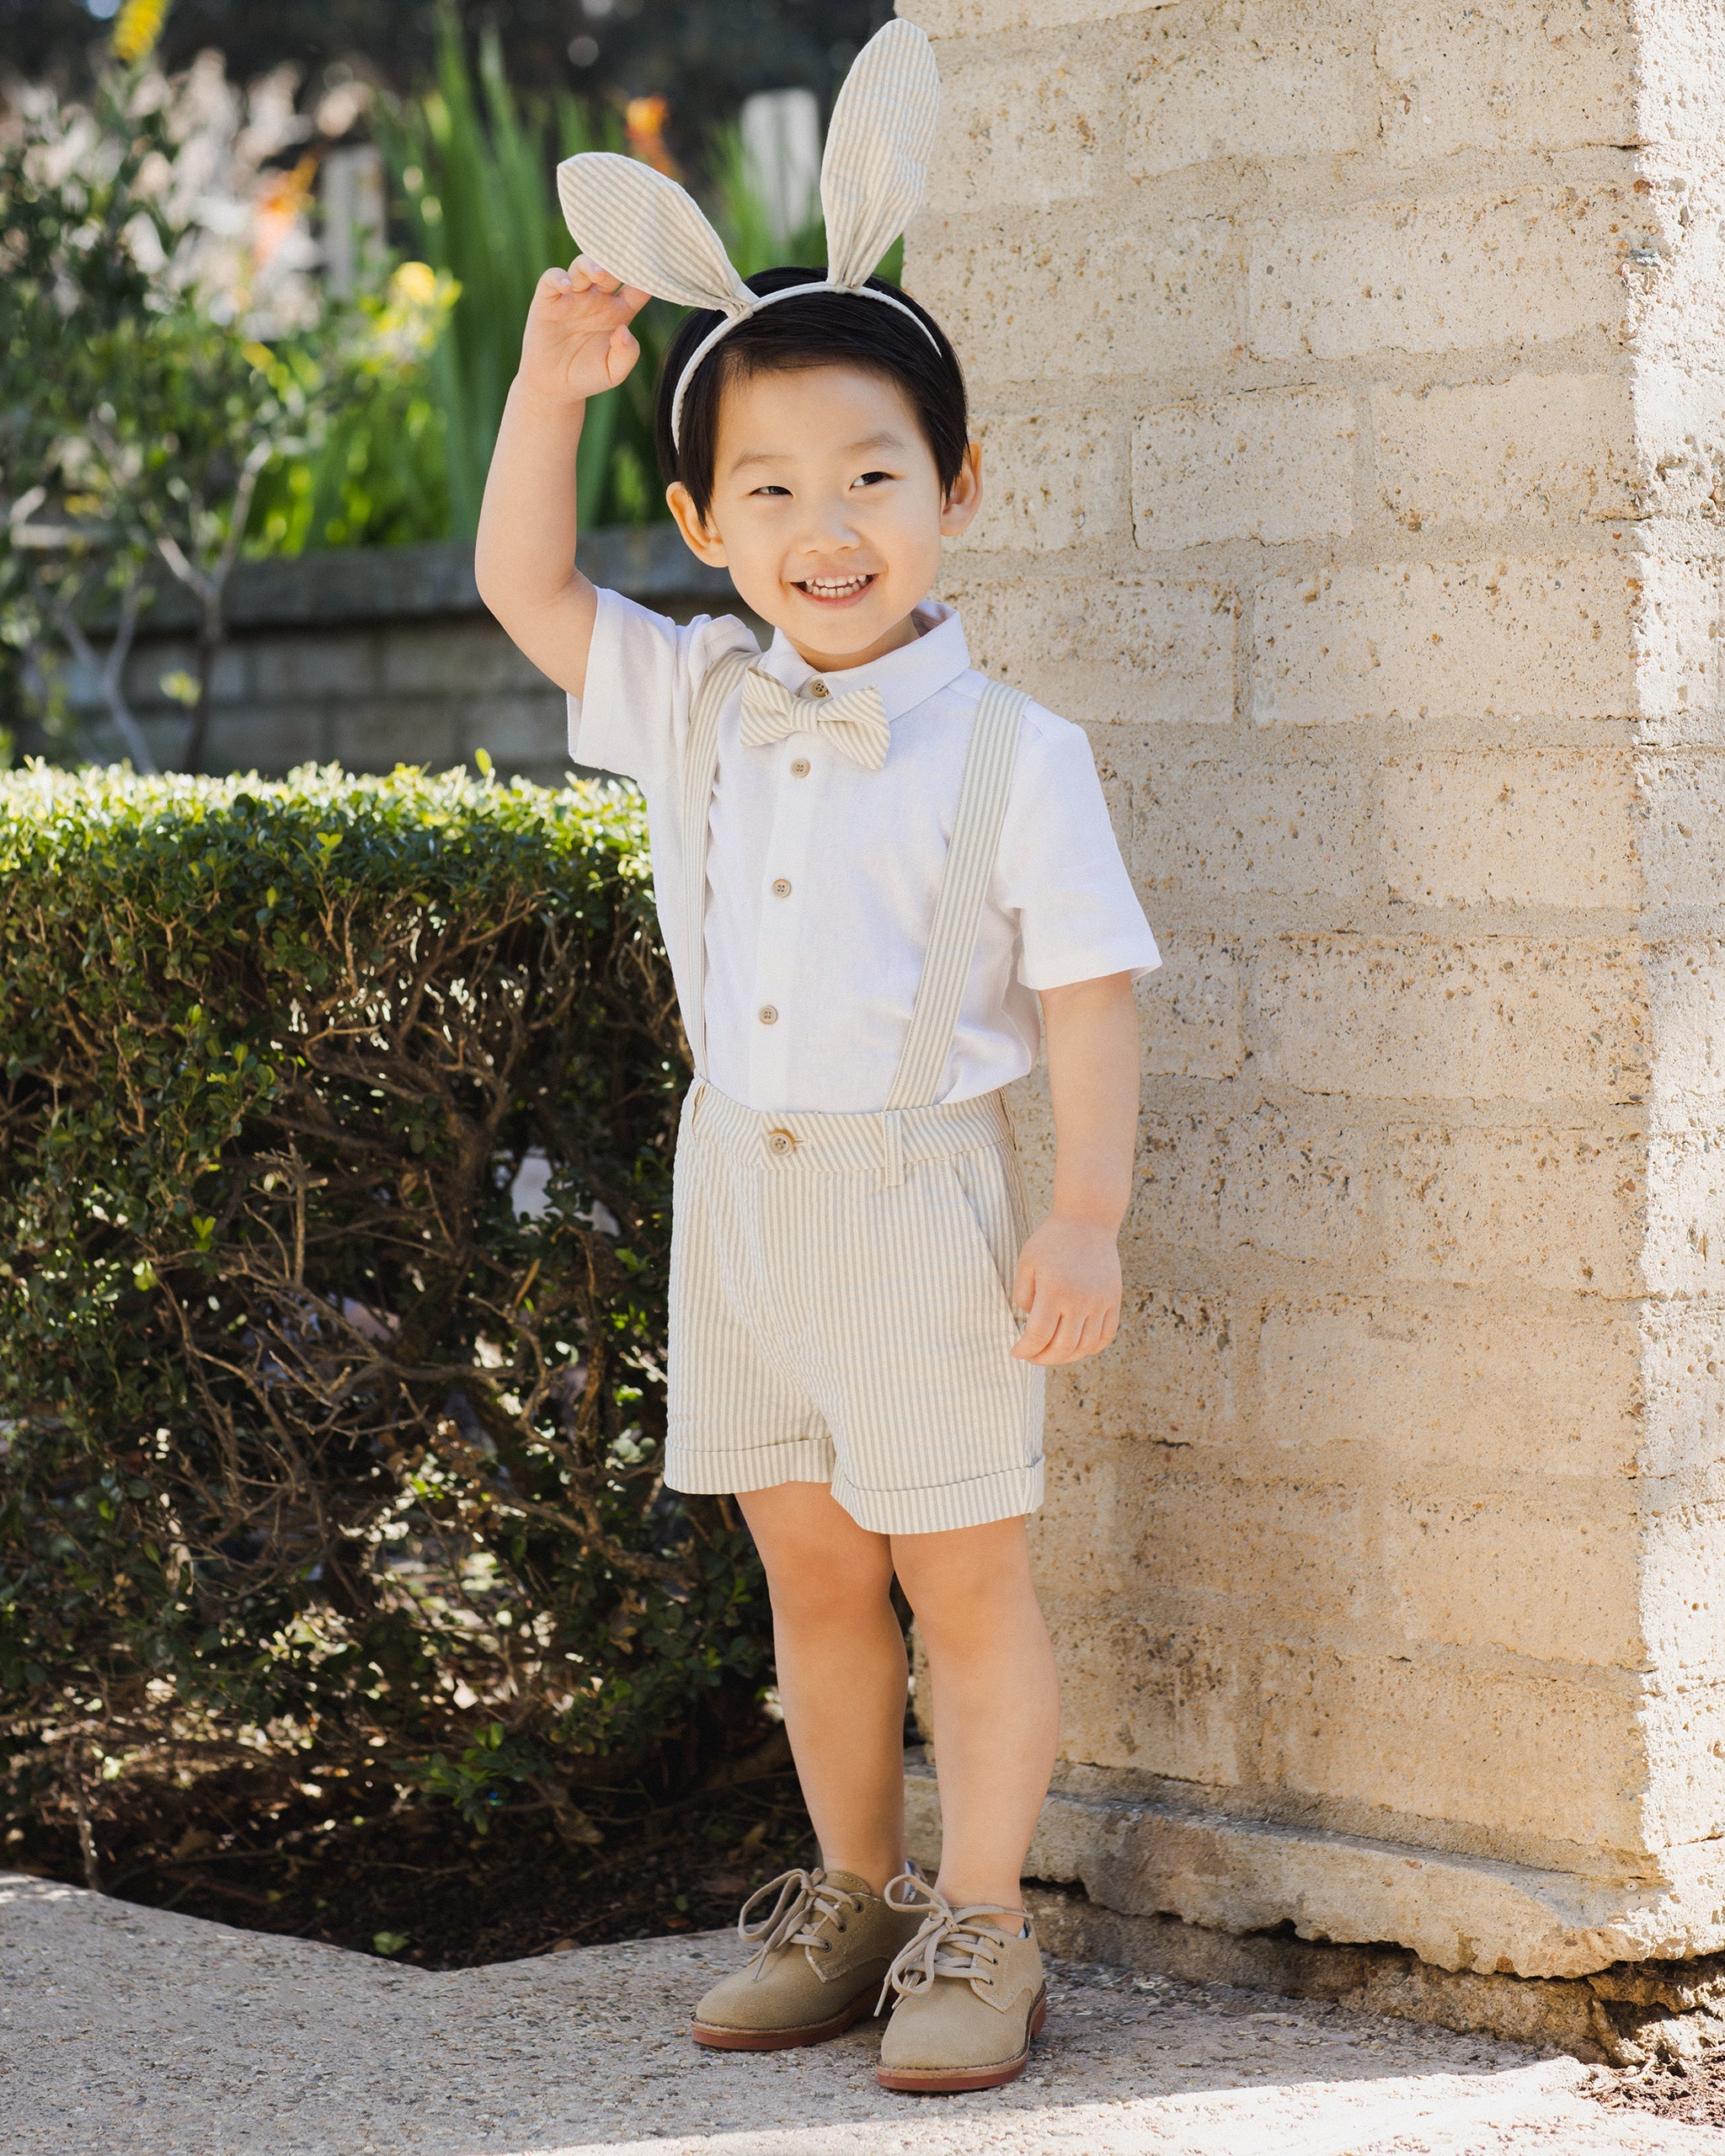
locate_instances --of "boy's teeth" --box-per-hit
[805,575,868,595]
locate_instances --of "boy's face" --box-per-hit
[665,363,982,672]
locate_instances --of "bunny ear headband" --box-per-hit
[556,19,942,449]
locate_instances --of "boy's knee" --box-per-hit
[763,1546,895,1627]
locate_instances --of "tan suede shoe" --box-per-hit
[690,1865,922,2051]
[875,1877,1047,2093]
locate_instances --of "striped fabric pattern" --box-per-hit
[667,1082,1045,1534]
[818,19,942,292]
[555,20,943,446]
[886,681,1026,1112]
[680,649,754,1081]
[665,662,1045,1536]
[739,668,891,771]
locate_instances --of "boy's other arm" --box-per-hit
[1012,971,1140,1367]
[474,260,649,700]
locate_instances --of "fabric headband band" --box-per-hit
[668,281,942,447]
[555,19,943,451]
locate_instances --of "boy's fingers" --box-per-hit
[1021,1299,1118,1365]
[605,325,640,384]
[1023,1305,1080,1366]
[571,254,622,292]
[1012,1281,1060,1360]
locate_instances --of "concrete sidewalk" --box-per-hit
[3,1872,1718,2155]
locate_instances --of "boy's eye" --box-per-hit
[853,470,894,488]
[750,484,792,497]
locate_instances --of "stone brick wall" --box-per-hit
[903,0,1725,1976]
[74,528,740,786]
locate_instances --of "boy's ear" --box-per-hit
[940,439,983,541]
[667,482,729,567]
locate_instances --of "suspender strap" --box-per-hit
[885,680,1027,1113]
[678,657,1025,1113]
[680,650,755,1081]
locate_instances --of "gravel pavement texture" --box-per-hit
[4,1870,1722,2154]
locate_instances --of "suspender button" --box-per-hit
[767,1128,796,1155]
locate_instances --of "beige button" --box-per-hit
[758,1004,779,1026]
[790,758,811,778]
[771,878,792,898]
[767,1128,796,1155]
[807,679,830,698]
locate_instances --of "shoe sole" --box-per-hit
[875,1985,1049,2094]
[690,1991,879,2052]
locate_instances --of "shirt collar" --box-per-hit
[758,601,970,723]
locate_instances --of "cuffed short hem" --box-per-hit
[830,1457,1044,1536]
[664,1433,836,1496]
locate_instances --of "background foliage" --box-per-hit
[4,0,895,164]
[0,765,772,1854]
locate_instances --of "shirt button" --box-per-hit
[790,758,811,778]
[771,878,792,898]
[767,1128,796,1155]
[807,680,830,698]
[758,1005,779,1026]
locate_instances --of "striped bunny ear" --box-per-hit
[820,20,942,291]
[557,20,946,448]
[555,152,756,318]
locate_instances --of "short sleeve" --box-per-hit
[995,708,1161,992]
[566,586,759,792]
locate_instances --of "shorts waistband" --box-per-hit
[683,1080,1012,1187]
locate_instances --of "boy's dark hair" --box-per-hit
[654,267,969,523]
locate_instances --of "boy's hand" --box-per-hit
[1010,1213,1122,1365]
[517,259,649,407]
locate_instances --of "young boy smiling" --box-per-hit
[475,31,1158,2091]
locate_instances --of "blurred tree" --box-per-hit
[0,0,895,162]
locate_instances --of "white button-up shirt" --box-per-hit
[569,590,1160,1114]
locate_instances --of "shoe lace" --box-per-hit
[736,1867,857,1982]
[875,1874,1020,2011]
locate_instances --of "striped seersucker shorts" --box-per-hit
[663,1081,1046,1534]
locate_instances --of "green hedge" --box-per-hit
[0,765,769,1840]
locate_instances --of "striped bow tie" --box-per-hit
[739,667,891,772]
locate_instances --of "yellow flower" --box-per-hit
[391,260,439,307]
[112,0,170,66]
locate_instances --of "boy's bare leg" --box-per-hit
[891,1517,1057,1913]
[736,1482,909,1893]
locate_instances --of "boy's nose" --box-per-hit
[793,505,863,555]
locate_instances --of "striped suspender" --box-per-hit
[886,680,1027,1113]
[680,650,754,1082]
[678,659,1027,1134]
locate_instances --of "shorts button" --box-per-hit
[771,878,792,897]
[790,758,811,778]
[767,1128,796,1155]
[758,1004,778,1026]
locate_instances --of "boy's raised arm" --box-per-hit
[475,261,649,700]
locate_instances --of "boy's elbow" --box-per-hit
[473,550,511,624]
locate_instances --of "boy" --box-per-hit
[475,19,1157,2095]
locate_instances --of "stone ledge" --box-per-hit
[107,526,734,636]
[904,1753,1725,1983]
[1021,1886,1725,2069]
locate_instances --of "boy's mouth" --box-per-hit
[794,574,876,605]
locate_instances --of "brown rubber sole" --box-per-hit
[875,1986,1049,2094]
[690,1990,878,2052]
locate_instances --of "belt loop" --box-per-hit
[880,1109,905,1191]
